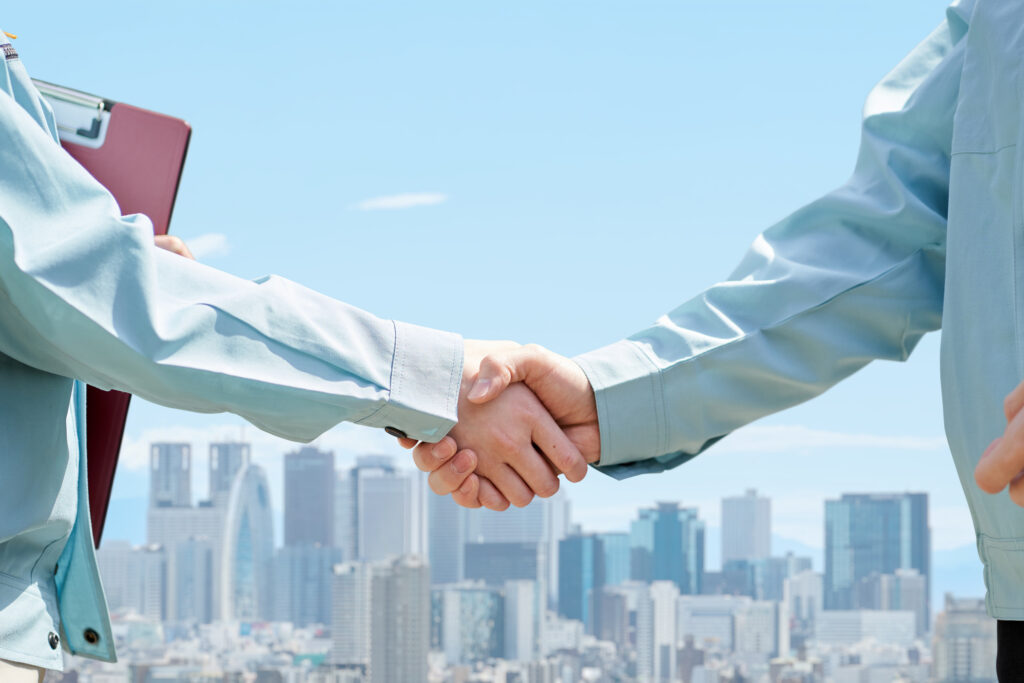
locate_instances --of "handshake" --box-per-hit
[397,340,601,510]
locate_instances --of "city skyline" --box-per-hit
[92,438,986,681]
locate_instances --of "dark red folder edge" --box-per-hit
[57,97,191,547]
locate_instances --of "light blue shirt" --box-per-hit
[0,33,462,669]
[577,0,1024,620]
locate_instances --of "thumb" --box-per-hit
[467,345,550,404]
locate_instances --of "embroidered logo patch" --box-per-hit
[2,43,17,61]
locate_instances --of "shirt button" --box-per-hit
[48,632,59,650]
[384,426,408,439]
[83,628,100,645]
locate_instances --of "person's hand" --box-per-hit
[154,234,195,260]
[976,379,1024,505]
[400,341,591,510]
[468,344,599,463]
[406,343,600,510]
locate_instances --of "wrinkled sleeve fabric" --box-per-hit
[575,3,972,479]
[0,75,462,444]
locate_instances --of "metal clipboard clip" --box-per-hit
[32,78,114,149]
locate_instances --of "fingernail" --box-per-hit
[453,451,474,474]
[467,378,491,401]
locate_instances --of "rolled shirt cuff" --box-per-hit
[355,320,464,443]
[574,339,707,480]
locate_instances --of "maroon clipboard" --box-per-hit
[35,80,191,547]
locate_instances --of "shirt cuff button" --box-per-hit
[84,628,100,645]
[384,426,408,439]
[48,632,59,650]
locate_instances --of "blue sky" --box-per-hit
[3,1,981,592]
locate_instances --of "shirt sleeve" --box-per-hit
[0,62,463,444]
[574,3,973,479]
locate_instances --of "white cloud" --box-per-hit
[712,424,947,455]
[353,192,448,211]
[181,232,230,259]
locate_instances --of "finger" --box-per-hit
[565,424,601,464]
[482,464,535,508]
[397,437,418,450]
[1010,470,1024,507]
[411,436,458,473]
[428,449,478,496]
[976,427,1024,493]
[154,235,195,260]
[530,413,587,484]
[451,473,482,509]
[1007,381,1024,422]
[468,345,551,404]
[477,476,510,511]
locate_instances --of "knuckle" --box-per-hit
[535,478,559,499]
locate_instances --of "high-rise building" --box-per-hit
[332,562,371,671]
[150,442,191,508]
[734,601,788,658]
[855,569,929,636]
[433,582,505,665]
[146,501,224,622]
[332,556,430,683]
[721,489,771,566]
[96,541,166,621]
[814,609,916,647]
[597,532,631,587]
[284,446,335,547]
[503,580,540,662]
[272,544,341,626]
[429,493,467,585]
[637,580,680,681]
[220,463,275,621]
[762,553,813,601]
[932,594,997,682]
[209,441,250,506]
[558,534,605,634]
[677,594,754,653]
[783,570,823,640]
[174,537,214,623]
[336,456,412,562]
[824,493,930,620]
[464,542,543,587]
[466,490,570,607]
[631,502,705,594]
[369,556,430,683]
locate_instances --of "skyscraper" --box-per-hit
[466,489,571,606]
[464,542,544,587]
[220,463,275,621]
[721,489,771,565]
[433,582,505,665]
[429,493,467,585]
[824,493,930,619]
[209,441,250,506]
[332,556,430,683]
[558,534,605,634]
[284,445,335,547]
[504,580,540,662]
[272,544,342,626]
[597,532,631,587]
[369,556,430,683]
[631,502,705,594]
[933,594,997,682]
[336,455,412,562]
[150,442,191,508]
[637,580,679,681]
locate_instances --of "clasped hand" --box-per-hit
[398,341,600,510]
